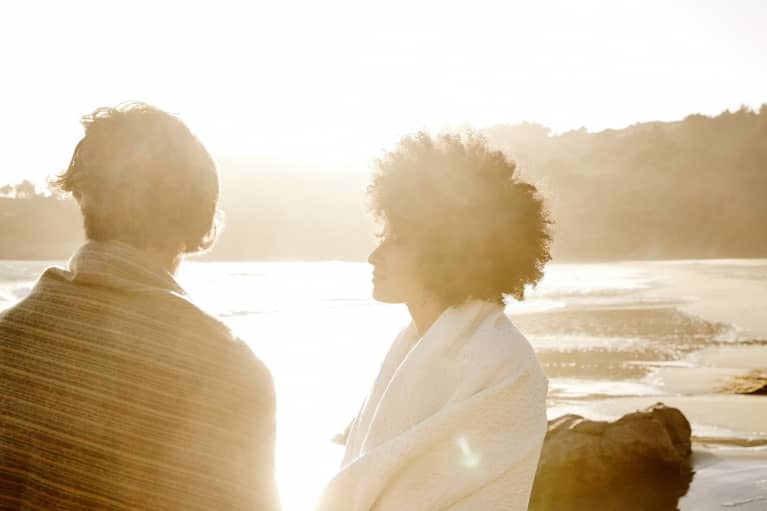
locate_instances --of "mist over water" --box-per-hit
[2,259,765,510]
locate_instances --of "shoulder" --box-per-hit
[151,297,277,417]
[469,309,537,362]
[200,316,275,401]
[155,293,275,404]
[463,308,547,386]
[230,337,276,398]
[196,326,276,414]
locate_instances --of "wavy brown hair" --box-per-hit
[369,132,552,306]
[52,102,220,253]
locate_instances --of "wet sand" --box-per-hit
[680,446,767,511]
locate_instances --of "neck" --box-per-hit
[407,296,448,336]
[144,247,184,275]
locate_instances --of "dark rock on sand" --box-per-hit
[529,402,694,511]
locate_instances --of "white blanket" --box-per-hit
[316,300,548,511]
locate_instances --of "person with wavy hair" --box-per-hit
[0,103,280,510]
[318,133,551,511]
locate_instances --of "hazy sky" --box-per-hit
[1,0,765,184]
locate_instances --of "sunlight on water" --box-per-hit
[548,378,664,398]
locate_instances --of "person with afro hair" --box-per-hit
[318,133,552,511]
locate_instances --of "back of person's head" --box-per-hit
[53,102,219,254]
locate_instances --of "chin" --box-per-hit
[372,286,404,304]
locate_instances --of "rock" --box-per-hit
[721,370,767,395]
[529,402,694,511]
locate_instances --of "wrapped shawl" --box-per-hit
[317,300,548,511]
[0,241,280,511]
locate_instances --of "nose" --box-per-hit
[368,243,382,265]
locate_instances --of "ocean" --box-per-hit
[2,259,766,510]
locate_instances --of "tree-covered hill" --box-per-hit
[1,106,765,261]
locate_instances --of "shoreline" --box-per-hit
[648,260,767,339]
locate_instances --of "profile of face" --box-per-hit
[368,235,425,304]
